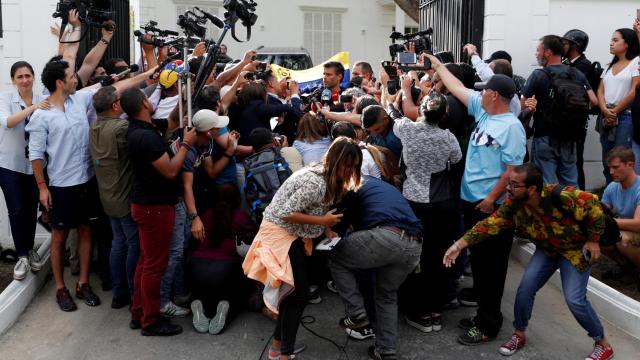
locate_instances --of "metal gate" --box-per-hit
[79,0,131,67]
[419,0,484,62]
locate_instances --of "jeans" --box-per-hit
[514,249,605,340]
[329,227,422,356]
[273,239,310,356]
[0,167,38,257]
[160,199,187,306]
[463,200,513,338]
[131,204,175,328]
[109,214,140,301]
[632,141,640,176]
[600,111,633,183]
[531,136,578,187]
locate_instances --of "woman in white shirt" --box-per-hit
[0,61,50,280]
[598,28,640,179]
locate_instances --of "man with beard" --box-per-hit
[442,163,614,360]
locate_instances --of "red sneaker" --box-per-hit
[498,333,526,356]
[585,343,614,360]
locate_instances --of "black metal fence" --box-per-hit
[419,0,484,62]
[79,0,131,66]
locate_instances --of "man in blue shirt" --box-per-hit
[361,105,403,158]
[601,146,640,283]
[329,176,422,360]
[426,53,526,345]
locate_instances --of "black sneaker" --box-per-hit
[458,326,494,346]
[339,314,375,340]
[141,317,183,336]
[308,285,322,304]
[129,319,141,330]
[75,283,101,307]
[367,345,397,360]
[56,288,77,312]
[458,287,478,307]
[431,315,442,332]
[405,315,432,333]
[111,296,131,309]
[458,317,475,330]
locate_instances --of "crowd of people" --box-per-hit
[1,7,640,360]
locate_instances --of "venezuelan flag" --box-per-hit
[269,52,351,93]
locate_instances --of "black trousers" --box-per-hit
[273,239,309,355]
[401,200,459,316]
[463,200,513,338]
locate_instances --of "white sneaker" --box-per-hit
[28,249,43,272]
[190,300,210,333]
[13,257,30,281]
[160,301,190,317]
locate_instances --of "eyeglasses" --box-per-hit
[507,181,527,189]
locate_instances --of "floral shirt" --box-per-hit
[462,185,605,271]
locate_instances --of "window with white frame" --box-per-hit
[303,9,343,65]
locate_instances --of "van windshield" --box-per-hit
[255,54,313,70]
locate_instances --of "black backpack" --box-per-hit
[541,67,591,142]
[242,147,292,223]
[550,185,620,247]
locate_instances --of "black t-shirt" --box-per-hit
[522,64,591,138]
[127,119,179,205]
[568,55,592,77]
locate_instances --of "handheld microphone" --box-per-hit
[195,7,225,28]
[101,64,140,86]
[320,89,333,105]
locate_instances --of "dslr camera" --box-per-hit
[52,0,114,28]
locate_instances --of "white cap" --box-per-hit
[191,109,229,132]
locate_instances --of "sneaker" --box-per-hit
[405,315,432,333]
[129,319,141,330]
[326,280,339,294]
[56,287,77,312]
[160,301,189,317]
[308,285,322,304]
[339,314,375,340]
[367,345,397,360]
[458,287,478,307]
[458,317,475,330]
[267,343,306,360]
[498,333,526,356]
[208,300,230,335]
[432,316,442,332]
[190,300,210,333]
[13,257,30,281]
[28,249,43,272]
[585,343,614,360]
[141,317,183,336]
[75,283,101,307]
[458,326,494,346]
[174,292,192,307]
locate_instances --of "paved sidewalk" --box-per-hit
[0,258,639,360]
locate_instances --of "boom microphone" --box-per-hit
[194,7,225,29]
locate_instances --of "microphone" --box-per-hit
[320,89,333,105]
[163,29,180,36]
[101,64,140,86]
[195,7,225,28]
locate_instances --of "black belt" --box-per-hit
[378,226,422,241]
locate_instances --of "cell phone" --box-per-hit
[398,52,417,64]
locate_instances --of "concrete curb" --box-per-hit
[512,239,640,340]
[0,237,51,336]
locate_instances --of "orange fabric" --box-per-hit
[242,220,312,312]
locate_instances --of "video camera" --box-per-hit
[223,0,258,42]
[177,10,208,38]
[389,28,434,60]
[52,0,114,29]
[134,20,181,47]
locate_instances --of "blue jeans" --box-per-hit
[329,227,422,356]
[531,136,578,187]
[160,199,187,306]
[0,167,38,257]
[514,249,604,340]
[600,111,633,183]
[109,214,140,301]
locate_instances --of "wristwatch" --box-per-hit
[187,213,198,221]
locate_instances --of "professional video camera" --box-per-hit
[177,10,208,38]
[52,0,114,30]
[223,0,258,42]
[134,20,180,47]
[389,28,434,60]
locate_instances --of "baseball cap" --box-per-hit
[191,109,229,132]
[474,74,516,99]
[159,70,179,89]
[484,50,512,63]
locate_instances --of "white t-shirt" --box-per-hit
[152,94,180,120]
[601,56,640,106]
[361,148,381,179]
